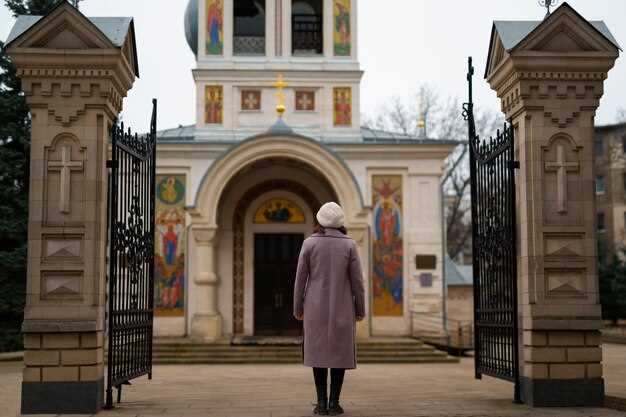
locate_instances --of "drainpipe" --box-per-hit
[440,178,449,347]
[367,224,374,339]
[185,222,192,337]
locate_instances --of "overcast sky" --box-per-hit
[1,0,624,133]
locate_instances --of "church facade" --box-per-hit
[153,0,457,341]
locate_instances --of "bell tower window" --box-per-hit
[234,0,266,55]
[292,0,323,55]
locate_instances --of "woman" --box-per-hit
[293,202,365,415]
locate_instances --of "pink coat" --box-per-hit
[293,229,366,369]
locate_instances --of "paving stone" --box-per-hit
[2,345,626,417]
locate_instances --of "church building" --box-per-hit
[152,0,457,341]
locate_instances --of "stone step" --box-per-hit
[152,350,447,359]
[152,346,438,353]
[153,341,432,349]
[150,338,457,364]
[152,355,458,364]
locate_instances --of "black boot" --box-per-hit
[312,368,329,415]
[328,385,344,415]
[328,369,345,415]
[313,384,328,415]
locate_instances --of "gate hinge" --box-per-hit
[106,160,118,169]
[509,161,520,169]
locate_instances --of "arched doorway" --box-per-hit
[188,134,368,339]
[217,158,337,336]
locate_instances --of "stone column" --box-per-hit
[323,0,333,59]
[6,4,138,414]
[485,4,619,407]
[282,0,292,58]
[191,225,223,340]
[224,0,234,59]
[266,0,276,58]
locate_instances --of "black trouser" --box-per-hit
[313,367,345,399]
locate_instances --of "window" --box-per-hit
[292,0,323,55]
[598,237,607,265]
[595,136,604,157]
[596,175,606,195]
[234,0,266,55]
[598,212,605,232]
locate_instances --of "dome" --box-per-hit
[184,0,198,55]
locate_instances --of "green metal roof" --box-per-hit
[493,20,620,52]
[155,124,460,146]
[445,256,473,286]
[6,15,134,48]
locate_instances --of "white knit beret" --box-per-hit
[316,202,345,228]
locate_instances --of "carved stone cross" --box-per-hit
[47,146,83,214]
[545,145,579,214]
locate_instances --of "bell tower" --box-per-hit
[184,0,362,141]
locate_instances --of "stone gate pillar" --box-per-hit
[485,4,619,406]
[6,4,138,414]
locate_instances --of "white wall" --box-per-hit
[194,0,363,142]
[153,141,453,339]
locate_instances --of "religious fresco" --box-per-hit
[205,85,223,124]
[333,0,351,56]
[206,0,224,55]
[295,91,315,111]
[333,87,352,126]
[155,175,186,317]
[372,175,404,316]
[241,90,261,111]
[254,198,305,224]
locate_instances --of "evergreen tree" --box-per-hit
[0,0,64,352]
[599,251,626,325]
[5,0,63,16]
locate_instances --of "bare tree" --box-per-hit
[363,85,502,261]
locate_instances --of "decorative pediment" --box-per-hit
[517,10,617,54]
[5,2,139,77]
[39,26,91,49]
[485,30,509,77]
[8,3,114,50]
[121,27,139,79]
[532,26,591,52]
[485,3,620,79]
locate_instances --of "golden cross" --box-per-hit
[273,73,288,117]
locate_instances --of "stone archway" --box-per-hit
[188,134,368,340]
[188,133,366,227]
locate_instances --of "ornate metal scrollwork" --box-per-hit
[466,57,521,403]
[105,100,157,408]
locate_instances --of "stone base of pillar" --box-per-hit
[191,314,223,341]
[521,377,604,407]
[21,378,103,414]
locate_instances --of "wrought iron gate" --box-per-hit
[464,58,521,402]
[105,99,157,408]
